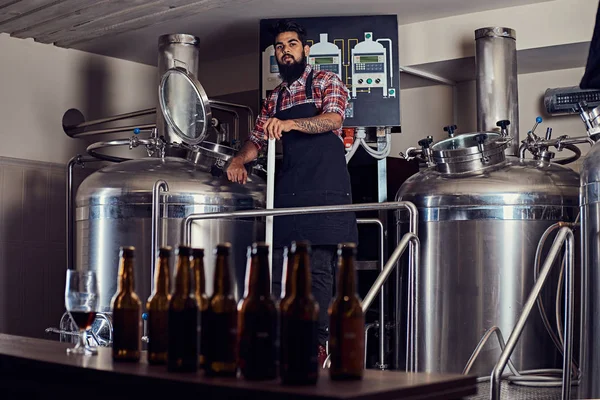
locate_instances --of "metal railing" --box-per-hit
[181,201,419,370]
[489,226,575,400]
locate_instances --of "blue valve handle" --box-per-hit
[142,312,148,320]
[531,116,543,135]
[133,128,141,135]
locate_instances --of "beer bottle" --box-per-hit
[111,246,142,362]
[328,243,365,380]
[146,246,171,365]
[204,243,238,377]
[280,241,319,385]
[191,248,209,368]
[167,245,198,372]
[237,243,277,380]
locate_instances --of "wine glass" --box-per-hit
[64,270,99,355]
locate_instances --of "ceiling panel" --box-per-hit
[0,0,552,64]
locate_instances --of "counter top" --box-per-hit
[0,333,477,400]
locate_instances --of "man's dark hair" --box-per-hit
[269,19,307,47]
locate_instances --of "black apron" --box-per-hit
[273,72,358,248]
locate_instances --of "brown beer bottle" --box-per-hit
[280,241,319,385]
[111,246,142,362]
[146,247,171,365]
[191,248,209,368]
[167,245,198,372]
[328,243,365,380]
[204,243,238,377]
[237,243,277,380]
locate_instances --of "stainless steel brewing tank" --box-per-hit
[75,155,265,311]
[579,138,600,399]
[396,132,579,376]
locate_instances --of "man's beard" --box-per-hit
[278,53,307,85]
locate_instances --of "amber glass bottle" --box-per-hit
[191,248,209,368]
[237,243,277,380]
[279,241,319,385]
[204,243,238,377]
[328,243,365,380]
[111,246,142,362]
[167,245,198,372]
[146,247,171,365]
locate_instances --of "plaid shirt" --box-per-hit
[249,64,348,151]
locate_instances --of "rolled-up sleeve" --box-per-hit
[248,99,271,151]
[321,75,348,121]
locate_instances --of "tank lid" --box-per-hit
[475,27,516,40]
[430,132,510,174]
[158,66,212,146]
[158,34,199,47]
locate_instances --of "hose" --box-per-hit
[462,219,580,387]
[554,144,581,165]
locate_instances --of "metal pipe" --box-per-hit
[519,142,528,159]
[210,103,240,143]
[66,155,98,271]
[72,123,155,138]
[490,227,574,400]
[364,322,378,369]
[475,27,519,156]
[151,180,169,294]
[562,229,575,400]
[182,201,418,247]
[538,136,591,147]
[64,108,156,137]
[357,218,386,369]
[399,66,456,86]
[86,138,154,163]
[209,100,255,142]
[361,233,418,312]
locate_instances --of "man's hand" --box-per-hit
[263,118,295,140]
[226,157,248,184]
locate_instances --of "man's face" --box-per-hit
[274,31,309,67]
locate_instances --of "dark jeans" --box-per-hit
[272,245,337,347]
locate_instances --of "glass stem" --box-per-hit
[79,329,87,349]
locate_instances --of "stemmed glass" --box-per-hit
[65,270,99,355]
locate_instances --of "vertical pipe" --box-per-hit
[266,138,276,292]
[66,157,77,271]
[156,34,201,144]
[475,27,519,156]
[151,180,169,294]
[562,230,574,400]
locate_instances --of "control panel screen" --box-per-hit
[315,57,334,64]
[359,55,379,63]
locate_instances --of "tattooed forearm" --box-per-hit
[233,141,259,164]
[292,113,342,134]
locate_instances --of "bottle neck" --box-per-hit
[174,256,191,296]
[292,251,311,298]
[154,256,170,296]
[247,253,271,297]
[337,255,356,297]
[192,258,205,297]
[213,254,232,296]
[119,257,135,293]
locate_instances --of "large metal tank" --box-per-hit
[396,132,579,376]
[76,150,265,311]
[579,135,600,398]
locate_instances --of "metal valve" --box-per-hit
[444,125,457,138]
[496,120,510,138]
[418,136,433,149]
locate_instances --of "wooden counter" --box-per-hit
[0,334,476,399]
